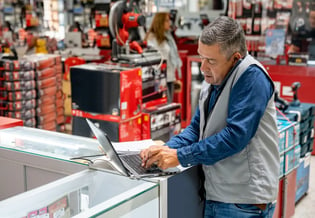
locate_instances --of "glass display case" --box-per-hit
[0,126,104,200]
[0,169,159,218]
[0,126,102,163]
[0,126,204,218]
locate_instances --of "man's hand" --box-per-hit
[140,145,179,170]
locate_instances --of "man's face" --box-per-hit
[309,11,315,29]
[198,41,237,85]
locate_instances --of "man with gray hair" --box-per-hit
[141,16,279,217]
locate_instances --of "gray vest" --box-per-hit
[199,55,279,203]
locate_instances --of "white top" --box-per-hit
[146,33,176,82]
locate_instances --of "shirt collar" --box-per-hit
[213,57,243,91]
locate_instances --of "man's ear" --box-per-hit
[233,52,242,63]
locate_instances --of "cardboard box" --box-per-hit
[280,153,284,178]
[24,54,61,70]
[1,59,34,71]
[288,53,308,66]
[285,146,295,175]
[142,103,181,142]
[72,114,142,142]
[294,144,301,168]
[295,153,311,203]
[1,89,36,101]
[62,79,71,116]
[2,70,35,81]
[4,99,36,111]
[71,63,142,120]
[141,62,167,99]
[294,123,300,146]
[105,55,168,107]
[277,119,296,153]
[2,80,36,91]
[4,109,36,120]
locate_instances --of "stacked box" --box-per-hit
[278,118,285,178]
[72,114,142,142]
[23,54,65,132]
[106,55,168,108]
[277,125,285,154]
[277,102,315,178]
[295,153,311,203]
[294,144,301,169]
[71,63,143,142]
[284,102,315,157]
[277,120,295,153]
[71,58,182,142]
[279,144,301,177]
[294,123,300,147]
[140,62,168,108]
[71,63,142,120]
[277,112,302,143]
[277,119,301,177]
[279,154,285,178]
[142,103,181,142]
[285,146,295,175]
[0,59,37,127]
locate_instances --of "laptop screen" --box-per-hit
[86,119,129,176]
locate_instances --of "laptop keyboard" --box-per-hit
[120,154,161,175]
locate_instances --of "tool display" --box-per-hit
[109,0,146,57]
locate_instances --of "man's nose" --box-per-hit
[200,59,207,72]
[200,60,209,73]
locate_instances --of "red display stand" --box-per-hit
[284,169,297,218]
[179,55,202,128]
[176,41,198,56]
[265,65,315,155]
[273,178,284,218]
[174,50,190,128]
[273,169,297,218]
[0,116,23,129]
[264,65,315,103]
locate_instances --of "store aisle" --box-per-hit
[292,155,315,218]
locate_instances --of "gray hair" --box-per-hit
[200,16,247,59]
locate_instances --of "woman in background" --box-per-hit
[145,12,182,103]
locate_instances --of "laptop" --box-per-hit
[86,119,180,178]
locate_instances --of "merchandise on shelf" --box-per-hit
[295,153,311,203]
[72,114,142,142]
[142,103,181,142]
[71,63,142,120]
[0,59,37,127]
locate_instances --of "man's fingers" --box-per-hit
[140,149,148,159]
[145,154,160,168]
[141,145,161,158]
[153,140,165,146]
[140,145,166,167]
[140,148,150,166]
[145,146,162,158]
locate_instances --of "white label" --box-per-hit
[121,102,127,110]
[304,154,311,167]
[282,86,293,96]
[274,81,281,93]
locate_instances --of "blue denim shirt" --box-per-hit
[166,65,274,167]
